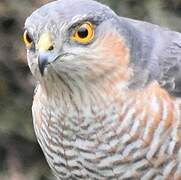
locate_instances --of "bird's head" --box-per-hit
[24,0,133,89]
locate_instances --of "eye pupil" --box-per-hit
[77,27,88,38]
[71,22,94,43]
[26,32,33,43]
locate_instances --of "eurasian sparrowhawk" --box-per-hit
[23,0,181,179]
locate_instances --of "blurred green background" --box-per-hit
[0,0,180,179]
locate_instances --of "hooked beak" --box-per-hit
[37,32,55,76]
[38,50,57,75]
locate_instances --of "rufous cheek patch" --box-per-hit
[96,33,131,81]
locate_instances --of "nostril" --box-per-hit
[48,45,54,51]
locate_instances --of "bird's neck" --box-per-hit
[39,69,130,112]
[39,73,175,131]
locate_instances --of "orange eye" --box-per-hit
[71,22,94,44]
[23,30,33,48]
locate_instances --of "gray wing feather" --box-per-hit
[120,17,181,97]
[157,34,181,96]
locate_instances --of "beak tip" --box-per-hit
[38,50,57,76]
[39,66,45,76]
[38,55,47,76]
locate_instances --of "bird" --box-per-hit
[23,0,181,179]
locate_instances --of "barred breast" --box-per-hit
[32,82,181,180]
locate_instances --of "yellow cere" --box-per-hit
[38,32,53,51]
[71,22,94,44]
